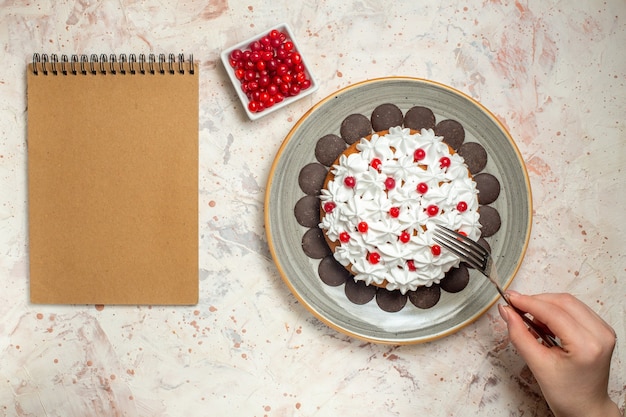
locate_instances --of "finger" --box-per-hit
[506,292,581,343]
[509,293,615,341]
[527,293,615,336]
[499,304,554,364]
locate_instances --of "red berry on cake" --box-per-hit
[344,176,356,188]
[414,148,426,161]
[431,245,441,256]
[456,201,468,212]
[357,221,368,233]
[368,252,381,264]
[339,232,350,243]
[439,156,451,168]
[384,177,396,190]
[323,201,336,213]
[426,204,439,216]
[370,158,382,170]
[416,182,428,194]
[399,231,411,243]
[389,207,400,218]
[407,260,417,271]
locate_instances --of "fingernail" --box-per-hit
[505,290,521,297]
[498,304,509,323]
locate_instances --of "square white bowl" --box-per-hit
[221,23,319,121]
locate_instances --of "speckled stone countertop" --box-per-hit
[0,1,624,416]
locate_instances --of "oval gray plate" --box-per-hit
[265,77,532,344]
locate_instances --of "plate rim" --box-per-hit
[264,76,533,344]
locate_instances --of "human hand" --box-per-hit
[498,292,621,417]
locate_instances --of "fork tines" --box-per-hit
[432,225,488,271]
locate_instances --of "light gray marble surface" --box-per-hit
[0,1,624,416]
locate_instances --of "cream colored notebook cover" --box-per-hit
[27,53,198,305]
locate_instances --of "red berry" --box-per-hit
[426,205,439,216]
[407,260,417,271]
[291,52,302,64]
[244,70,256,81]
[416,182,428,194]
[431,245,442,256]
[389,207,400,218]
[385,177,396,190]
[295,71,307,83]
[279,83,290,94]
[357,221,368,233]
[248,101,260,112]
[289,84,301,96]
[414,148,426,161]
[456,201,468,212]
[276,48,288,60]
[300,79,312,90]
[249,40,262,51]
[368,252,381,264]
[235,68,245,80]
[323,202,336,213]
[283,41,294,51]
[370,158,382,170]
[229,49,242,62]
[439,157,451,168]
[269,29,280,40]
[457,230,468,236]
[344,176,356,188]
[270,37,282,48]
[339,232,350,243]
[399,231,411,243]
[267,84,279,96]
[259,75,270,87]
[250,51,261,63]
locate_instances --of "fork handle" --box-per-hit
[507,301,562,348]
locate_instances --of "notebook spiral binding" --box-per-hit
[32,53,195,76]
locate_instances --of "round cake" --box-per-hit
[318,126,481,294]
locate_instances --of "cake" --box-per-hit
[318,126,481,295]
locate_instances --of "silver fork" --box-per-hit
[433,225,561,348]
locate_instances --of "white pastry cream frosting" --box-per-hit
[319,126,481,294]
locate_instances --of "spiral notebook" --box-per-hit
[27,53,199,305]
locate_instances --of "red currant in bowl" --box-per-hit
[221,23,318,120]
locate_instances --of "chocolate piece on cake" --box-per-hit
[370,103,404,132]
[298,162,328,195]
[301,228,332,259]
[318,255,351,286]
[462,238,492,270]
[294,195,321,228]
[315,134,346,166]
[376,289,408,312]
[403,106,436,131]
[440,265,470,293]
[434,119,465,150]
[340,114,372,145]
[474,173,501,205]
[457,142,488,174]
[477,237,491,253]
[408,285,441,309]
[345,279,377,305]
[478,205,501,237]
